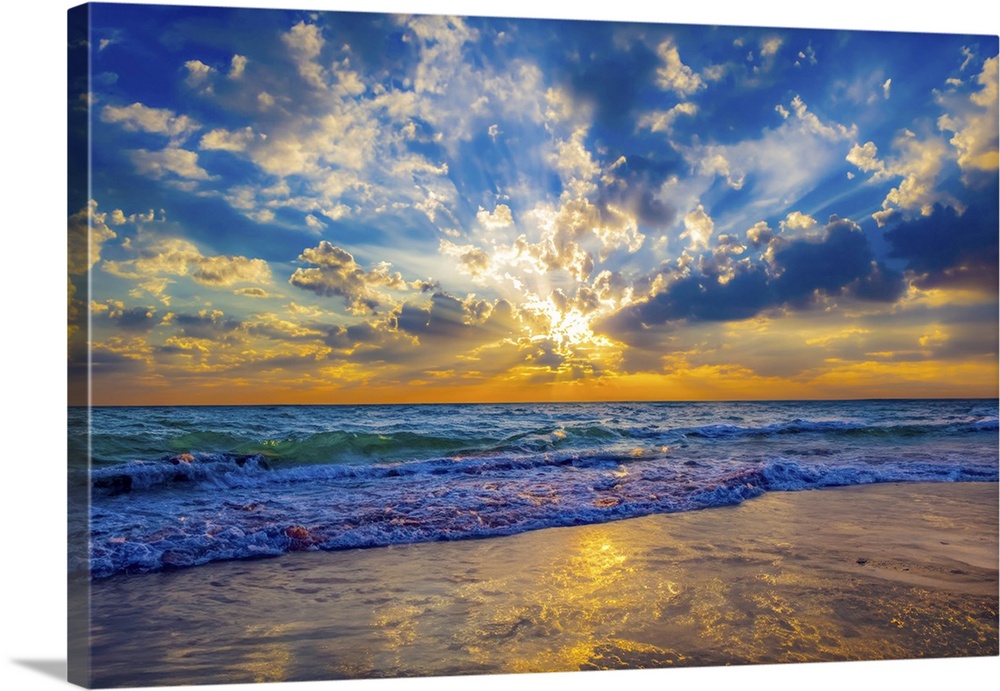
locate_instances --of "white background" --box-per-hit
[1,1,997,690]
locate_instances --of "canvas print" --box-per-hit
[67,2,999,688]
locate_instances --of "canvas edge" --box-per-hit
[67,3,93,688]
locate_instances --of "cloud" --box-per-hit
[680,205,714,250]
[234,287,276,298]
[846,141,889,179]
[243,313,324,341]
[745,221,774,248]
[281,21,327,90]
[199,127,258,152]
[68,200,117,275]
[637,103,698,134]
[184,60,215,91]
[439,240,493,282]
[394,292,520,344]
[290,241,424,314]
[168,309,245,341]
[600,216,904,336]
[760,37,783,57]
[850,119,974,226]
[404,15,478,95]
[595,154,679,229]
[548,126,601,197]
[852,57,996,226]
[869,132,957,226]
[229,54,247,80]
[100,102,199,140]
[779,211,820,239]
[680,95,856,209]
[92,301,159,332]
[103,234,272,289]
[937,55,999,177]
[129,147,211,181]
[789,95,857,141]
[476,204,514,230]
[884,200,999,292]
[514,196,645,281]
[655,38,705,96]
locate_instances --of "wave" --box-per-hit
[87,412,999,471]
[85,454,998,579]
[680,416,998,439]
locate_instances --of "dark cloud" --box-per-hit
[597,154,682,230]
[844,261,908,303]
[113,307,160,331]
[395,293,521,345]
[771,217,903,307]
[600,216,906,337]
[318,293,523,372]
[172,311,244,340]
[884,196,999,292]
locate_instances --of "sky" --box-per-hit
[67,1,999,405]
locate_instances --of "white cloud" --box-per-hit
[305,215,327,232]
[548,127,600,197]
[789,95,857,141]
[655,38,705,96]
[696,149,744,190]
[872,131,956,225]
[960,46,975,71]
[439,240,494,282]
[846,141,889,179]
[129,147,211,181]
[544,87,577,123]
[638,103,698,134]
[681,205,714,250]
[403,15,478,95]
[779,211,822,240]
[199,127,258,153]
[229,54,247,80]
[682,95,856,213]
[100,102,200,140]
[850,126,965,226]
[882,78,892,99]
[937,55,999,175]
[104,234,272,289]
[476,204,514,230]
[184,60,215,92]
[282,21,326,90]
[782,211,817,230]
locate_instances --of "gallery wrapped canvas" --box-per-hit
[67,1,998,688]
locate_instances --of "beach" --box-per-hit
[86,481,999,687]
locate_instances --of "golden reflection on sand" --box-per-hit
[454,525,685,672]
[229,624,294,683]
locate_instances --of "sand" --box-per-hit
[84,482,999,687]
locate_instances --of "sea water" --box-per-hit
[68,399,998,579]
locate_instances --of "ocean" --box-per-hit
[69,399,999,580]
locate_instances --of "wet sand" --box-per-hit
[86,482,998,687]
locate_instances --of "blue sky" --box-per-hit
[66,1,998,404]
